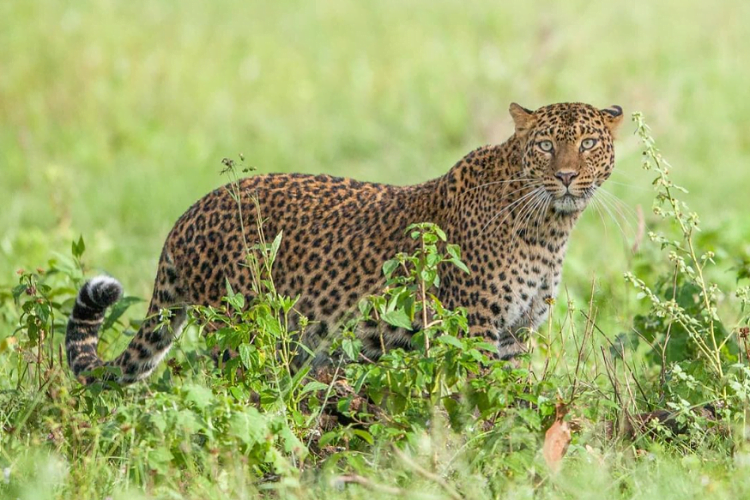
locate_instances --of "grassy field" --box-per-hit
[2,0,750,498]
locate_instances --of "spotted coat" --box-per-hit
[66,101,623,384]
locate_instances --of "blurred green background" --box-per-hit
[2,0,749,305]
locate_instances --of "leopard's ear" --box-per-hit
[509,103,535,136]
[601,105,624,137]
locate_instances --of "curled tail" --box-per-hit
[66,276,123,381]
[66,272,187,385]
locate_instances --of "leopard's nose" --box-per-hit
[555,170,579,187]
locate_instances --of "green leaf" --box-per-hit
[342,338,362,361]
[426,253,440,267]
[11,284,27,302]
[446,243,461,259]
[238,343,255,369]
[228,407,267,446]
[147,447,174,475]
[474,341,499,353]
[468,348,485,363]
[437,335,465,350]
[148,412,167,433]
[301,381,329,395]
[229,386,246,401]
[358,299,372,316]
[72,235,86,259]
[381,309,413,330]
[352,429,374,445]
[270,231,283,260]
[382,259,399,278]
[183,384,214,411]
[290,365,311,392]
[102,296,144,331]
[278,424,307,457]
[319,431,338,448]
[449,258,470,274]
[229,291,245,311]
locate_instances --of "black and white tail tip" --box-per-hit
[78,276,123,312]
[67,276,124,379]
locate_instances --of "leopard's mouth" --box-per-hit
[552,192,589,213]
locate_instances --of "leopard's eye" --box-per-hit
[538,140,554,153]
[580,138,597,151]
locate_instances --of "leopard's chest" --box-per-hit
[486,237,567,331]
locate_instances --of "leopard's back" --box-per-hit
[168,173,439,329]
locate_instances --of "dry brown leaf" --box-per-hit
[543,402,571,472]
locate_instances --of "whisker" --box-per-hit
[523,193,547,245]
[507,193,541,245]
[535,195,551,244]
[487,188,544,238]
[594,192,631,241]
[595,189,640,237]
[590,195,609,238]
[510,189,549,251]
[525,192,546,231]
[597,188,639,220]
[495,182,544,201]
[510,191,542,246]
[496,191,539,234]
[467,182,544,221]
[481,188,541,232]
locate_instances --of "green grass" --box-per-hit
[2,0,750,498]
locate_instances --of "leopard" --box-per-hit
[66,101,623,385]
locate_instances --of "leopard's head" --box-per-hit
[510,102,623,214]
